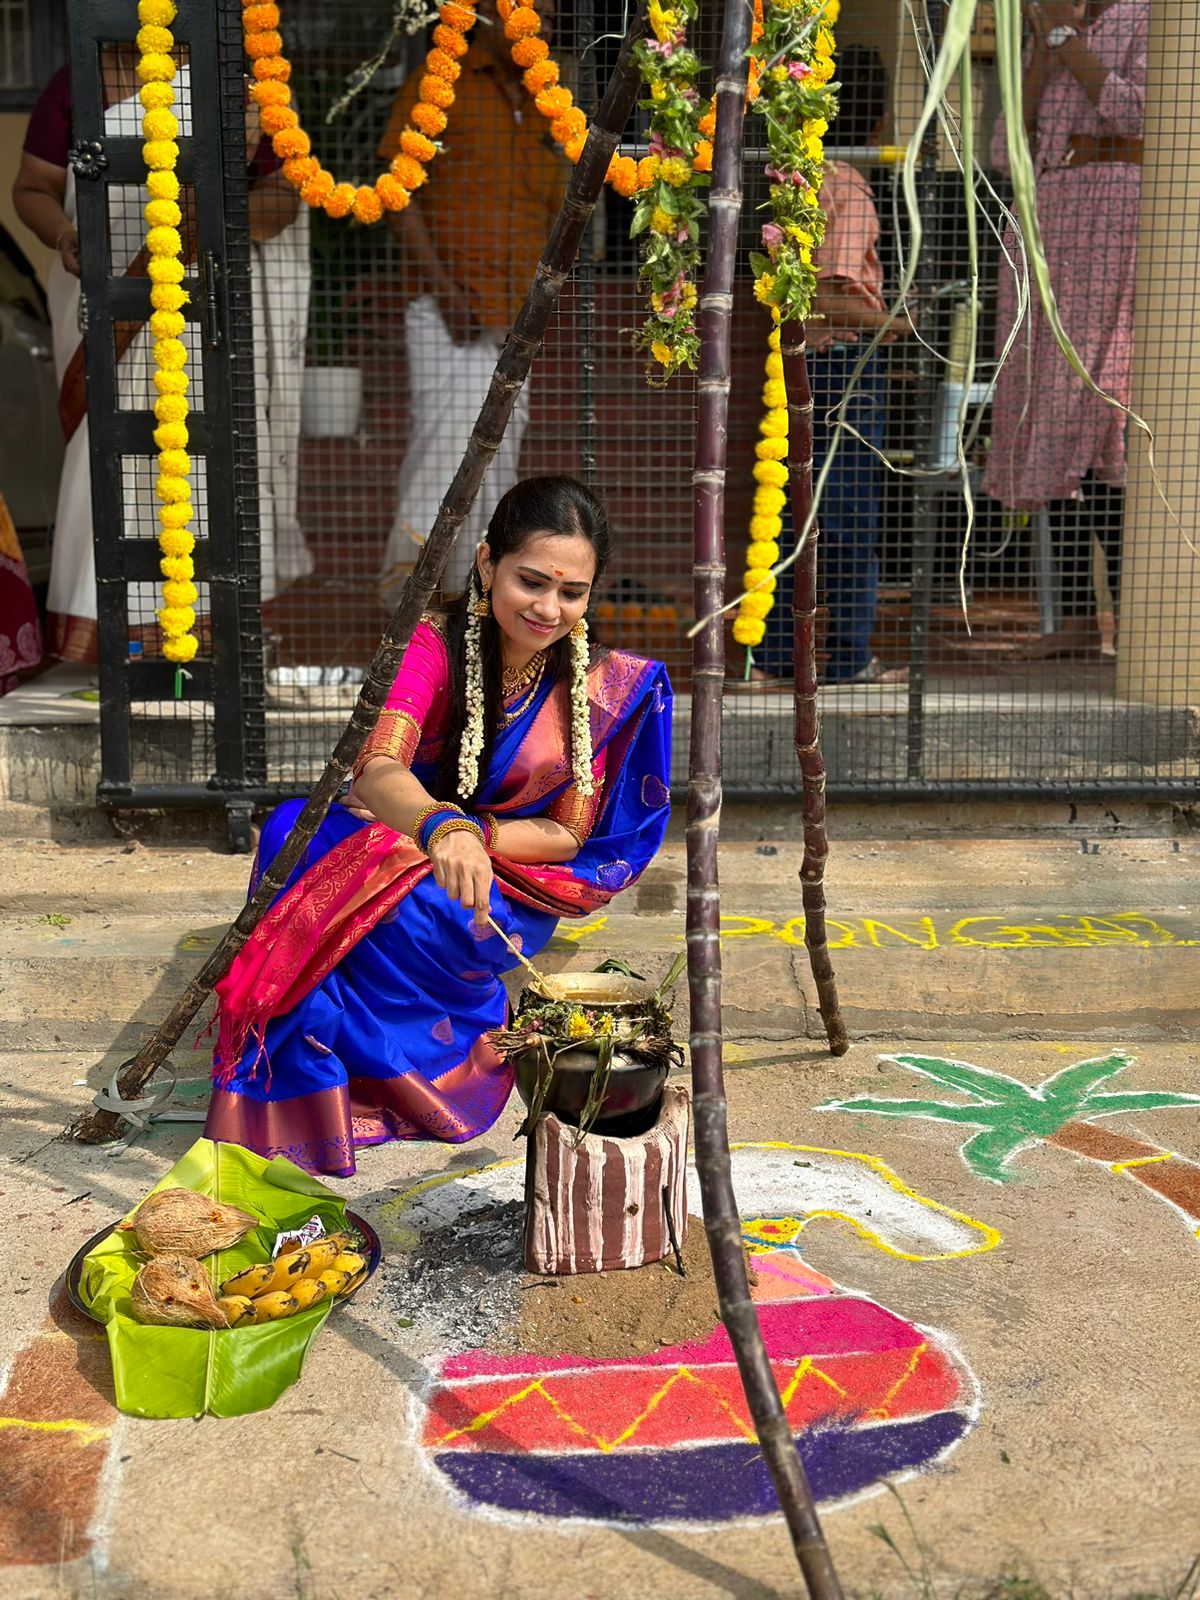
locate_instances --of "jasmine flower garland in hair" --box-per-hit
[569,618,595,797]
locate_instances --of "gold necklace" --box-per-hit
[501,651,546,701]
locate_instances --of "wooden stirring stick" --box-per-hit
[486,915,565,1000]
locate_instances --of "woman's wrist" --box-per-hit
[425,815,487,853]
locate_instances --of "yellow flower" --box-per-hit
[153,369,189,396]
[153,336,187,371]
[769,326,781,352]
[816,27,836,56]
[146,168,180,201]
[140,107,177,144]
[754,486,787,517]
[765,351,784,380]
[786,226,814,248]
[743,569,777,595]
[754,458,789,488]
[810,54,834,84]
[142,139,180,170]
[659,156,691,187]
[740,592,773,621]
[566,1010,592,1039]
[155,474,191,504]
[648,0,679,42]
[762,378,787,410]
[157,526,193,556]
[136,51,177,83]
[158,448,190,479]
[799,246,813,266]
[749,513,780,541]
[638,155,661,189]
[803,119,829,140]
[680,283,697,312]
[759,408,788,439]
[823,0,841,21]
[140,81,175,111]
[158,508,193,536]
[650,206,675,235]
[755,435,789,462]
[651,82,667,101]
[157,603,195,635]
[804,135,824,163]
[150,282,187,312]
[733,616,766,646]
[147,256,185,289]
[153,419,188,450]
[154,393,188,424]
[161,578,198,608]
[163,633,198,664]
[159,554,194,582]
[148,312,185,345]
[753,272,776,307]
[651,340,673,366]
[144,198,181,229]
[746,539,781,568]
[138,0,177,22]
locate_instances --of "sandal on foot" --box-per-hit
[829,657,909,686]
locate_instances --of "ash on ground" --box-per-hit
[384,1199,525,1354]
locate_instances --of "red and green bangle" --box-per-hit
[478,813,501,851]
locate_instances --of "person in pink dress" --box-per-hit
[983,0,1149,659]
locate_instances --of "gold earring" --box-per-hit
[474,579,491,620]
[570,618,587,641]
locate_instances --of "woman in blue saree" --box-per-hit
[205,478,672,1177]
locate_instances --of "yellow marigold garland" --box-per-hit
[734,0,838,654]
[241,0,478,222]
[136,0,198,665]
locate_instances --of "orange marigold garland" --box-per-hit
[241,0,478,222]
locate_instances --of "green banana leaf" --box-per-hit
[80,1138,346,1419]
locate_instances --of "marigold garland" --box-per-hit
[734,0,838,656]
[135,0,198,665]
[240,0,479,222]
[733,327,787,647]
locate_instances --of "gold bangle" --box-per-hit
[478,813,500,851]
[425,816,486,853]
[410,801,458,840]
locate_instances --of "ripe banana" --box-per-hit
[315,1268,353,1297]
[331,1252,367,1279]
[303,1235,351,1276]
[221,1261,275,1298]
[217,1294,256,1327]
[344,1267,368,1295]
[289,1277,330,1311]
[252,1291,302,1323]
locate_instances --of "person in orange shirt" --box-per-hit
[377,0,566,604]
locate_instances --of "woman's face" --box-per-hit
[479,532,597,659]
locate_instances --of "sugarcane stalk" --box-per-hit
[783,326,848,1057]
[68,3,649,1145]
[687,2,844,1593]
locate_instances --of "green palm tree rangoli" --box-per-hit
[819,1052,1200,1236]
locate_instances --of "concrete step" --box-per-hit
[3,837,1197,1050]
[4,667,1198,804]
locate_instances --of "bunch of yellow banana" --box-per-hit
[216,1232,369,1326]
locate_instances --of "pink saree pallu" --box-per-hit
[205,620,673,1177]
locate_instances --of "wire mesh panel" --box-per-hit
[74,0,1200,808]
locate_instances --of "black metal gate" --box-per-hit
[69,0,266,846]
[70,0,1200,826]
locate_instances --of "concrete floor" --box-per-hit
[1,815,1198,1599]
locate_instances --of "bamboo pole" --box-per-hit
[783,329,848,1056]
[69,4,649,1145]
[686,0,844,1591]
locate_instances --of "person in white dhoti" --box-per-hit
[12,51,313,663]
[376,0,565,603]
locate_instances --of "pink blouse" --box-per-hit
[351,618,608,846]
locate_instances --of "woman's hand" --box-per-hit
[56,225,81,277]
[428,830,494,926]
[1025,0,1086,44]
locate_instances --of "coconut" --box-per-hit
[119,1187,258,1256]
[129,1256,231,1329]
